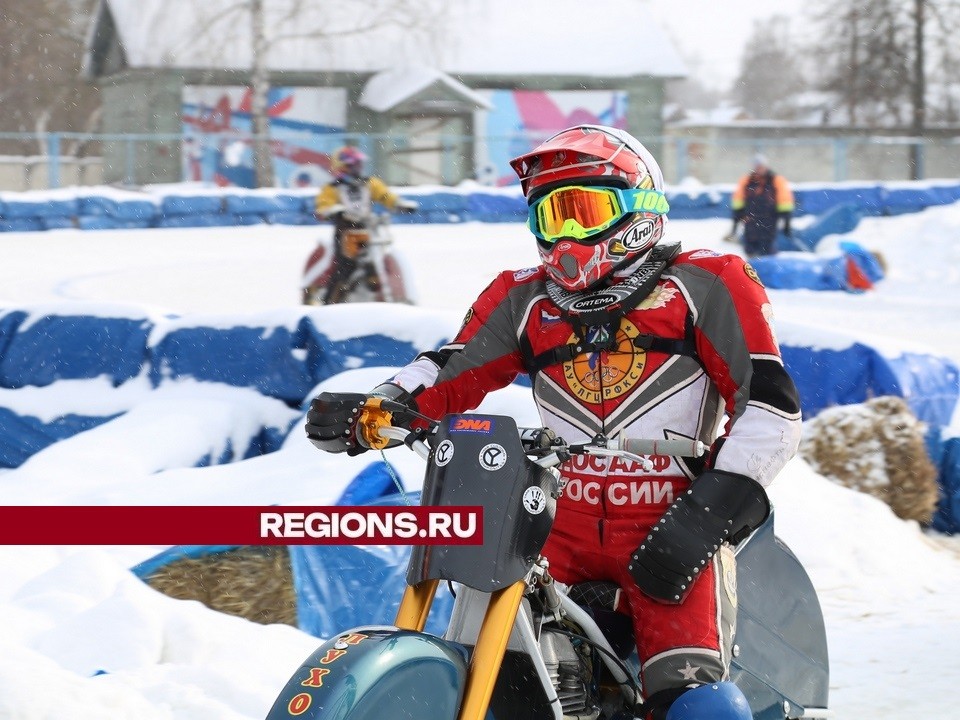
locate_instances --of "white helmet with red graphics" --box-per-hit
[510,125,669,292]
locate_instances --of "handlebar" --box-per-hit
[607,437,706,458]
[358,399,706,470]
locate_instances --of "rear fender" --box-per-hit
[265,626,468,720]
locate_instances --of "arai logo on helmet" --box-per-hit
[571,293,618,311]
[619,219,656,251]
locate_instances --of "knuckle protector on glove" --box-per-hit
[628,470,770,604]
[305,392,369,453]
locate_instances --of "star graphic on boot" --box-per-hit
[678,660,701,680]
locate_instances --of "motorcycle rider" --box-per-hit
[305,125,802,720]
[313,145,418,304]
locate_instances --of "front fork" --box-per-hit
[394,579,527,720]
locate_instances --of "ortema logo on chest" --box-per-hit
[571,293,618,311]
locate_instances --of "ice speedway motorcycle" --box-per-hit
[301,212,413,306]
[266,402,829,720]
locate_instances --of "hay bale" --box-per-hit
[799,395,940,524]
[144,546,298,626]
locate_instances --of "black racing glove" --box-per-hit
[305,383,419,456]
[628,470,770,604]
[305,392,369,455]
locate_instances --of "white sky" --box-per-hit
[0,197,959,717]
[645,0,810,91]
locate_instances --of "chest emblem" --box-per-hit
[562,319,647,403]
[636,284,679,310]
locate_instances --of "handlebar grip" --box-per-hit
[357,398,394,450]
[617,438,706,457]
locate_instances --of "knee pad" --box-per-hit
[664,682,752,720]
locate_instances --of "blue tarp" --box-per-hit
[0,312,151,389]
[1,181,958,232]
[0,409,120,468]
[782,343,959,428]
[160,194,224,216]
[0,305,956,522]
[791,203,863,251]
[3,197,79,218]
[76,216,153,231]
[882,186,947,216]
[794,185,886,216]
[223,194,303,215]
[751,249,882,294]
[931,434,960,534]
[78,195,158,221]
[751,254,852,291]
[128,473,450,640]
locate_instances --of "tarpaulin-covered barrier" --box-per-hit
[752,254,854,292]
[0,307,430,401]
[128,471,458,640]
[663,187,731,220]
[789,203,864,251]
[752,241,885,293]
[780,340,959,428]
[3,180,959,232]
[0,311,152,388]
[794,184,886,216]
[0,303,955,461]
[0,304,957,530]
[928,430,960,534]
[286,488,457,639]
[0,408,120,467]
[0,304,453,467]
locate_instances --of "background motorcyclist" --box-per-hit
[306,125,801,720]
[314,146,418,304]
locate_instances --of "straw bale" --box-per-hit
[799,395,940,524]
[144,546,298,626]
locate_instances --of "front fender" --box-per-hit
[265,626,468,720]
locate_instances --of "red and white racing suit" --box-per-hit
[388,247,802,698]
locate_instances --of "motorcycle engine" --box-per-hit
[538,628,600,720]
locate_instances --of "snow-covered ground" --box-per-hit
[1,205,959,719]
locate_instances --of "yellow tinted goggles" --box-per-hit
[529,185,669,243]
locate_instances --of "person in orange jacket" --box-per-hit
[728,154,794,257]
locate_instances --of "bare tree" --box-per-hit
[730,17,808,120]
[250,0,272,187]
[0,0,100,154]
[807,0,960,176]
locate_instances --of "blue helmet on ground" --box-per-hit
[665,682,752,720]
